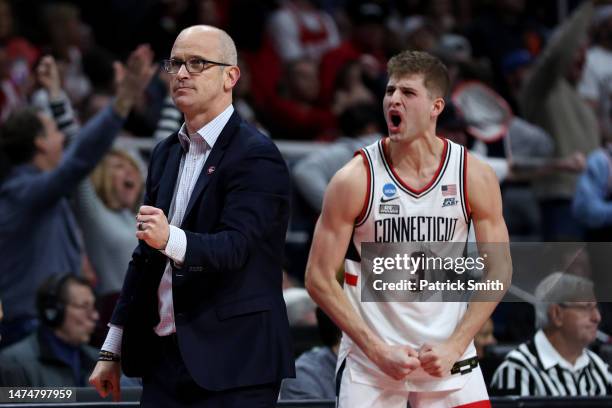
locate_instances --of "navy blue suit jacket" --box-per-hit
[110,111,295,390]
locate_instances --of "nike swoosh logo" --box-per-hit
[380,196,399,203]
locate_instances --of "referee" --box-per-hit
[490,273,612,396]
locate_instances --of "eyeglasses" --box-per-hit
[558,302,600,313]
[67,302,97,313]
[162,57,231,74]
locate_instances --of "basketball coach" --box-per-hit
[89,25,295,407]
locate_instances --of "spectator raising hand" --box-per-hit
[0,44,155,348]
[112,44,157,117]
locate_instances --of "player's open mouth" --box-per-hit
[388,110,402,131]
[123,180,136,190]
[391,114,401,127]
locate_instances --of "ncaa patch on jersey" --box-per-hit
[383,183,397,197]
[379,204,400,214]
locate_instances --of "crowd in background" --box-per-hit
[0,0,612,400]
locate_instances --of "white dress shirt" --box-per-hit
[102,105,234,355]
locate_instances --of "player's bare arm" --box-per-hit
[419,153,512,377]
[305,155,420,381]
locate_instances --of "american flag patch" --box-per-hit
[441,184,457,196]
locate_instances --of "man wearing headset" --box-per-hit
[0,274,99,386]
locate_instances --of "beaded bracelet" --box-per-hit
[98,350,120,362]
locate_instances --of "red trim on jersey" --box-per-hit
[382,137,448,195]
[354,150,371,224]
[463,147,471,218]
[345,272,358,286]
[453,399,491,408]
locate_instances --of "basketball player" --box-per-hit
[305,50,511,408]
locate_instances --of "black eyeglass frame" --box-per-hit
[162,57,232,74]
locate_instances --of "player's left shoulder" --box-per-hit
[464,151,503,218]
[465,151,500,189]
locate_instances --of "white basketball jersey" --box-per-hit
[339,137,477,392]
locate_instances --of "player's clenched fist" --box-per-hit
[418,341,462,378]
[370,343,420,381]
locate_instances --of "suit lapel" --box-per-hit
[182,112,241,224]
[157,141,183,216]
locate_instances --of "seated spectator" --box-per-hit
[331,60,377,117]
[0,46,27,123]
[41,2,92,107]
[572,142,612,237]
[0,47,154,347]
[490,272,612,396]
[0,0,39,70]
[319,0,389,104]
[74,149,144,346]
[280,307,340,400]
[0,0,39,108]
[423,0,457,34]
[78,149,143,292]
[0,298,26,386]
[262,57,336,140]
[233,56,267,133]
[402,16,440,53]
[0,274,99,387]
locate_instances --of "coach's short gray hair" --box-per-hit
[177,25,237,66]
[534,272,595,330]
[217,29,237,66]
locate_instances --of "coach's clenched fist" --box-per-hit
[136,205,170,249]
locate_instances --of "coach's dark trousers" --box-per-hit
[140,334,280,407]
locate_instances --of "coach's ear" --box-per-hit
[224,65,240,91]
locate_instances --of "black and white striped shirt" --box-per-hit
[490,330,612,396]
